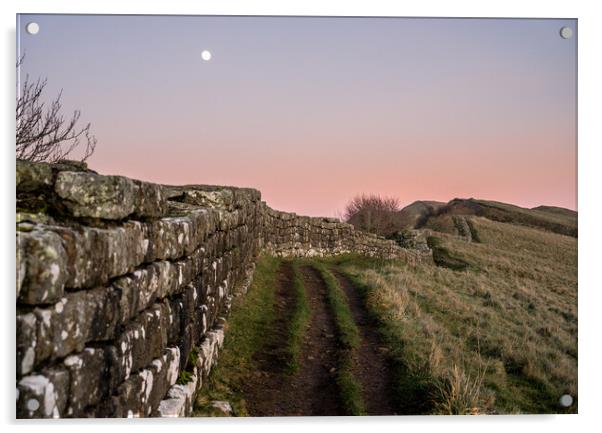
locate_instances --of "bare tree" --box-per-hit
[344,194,402,237]
[16,57,97,162]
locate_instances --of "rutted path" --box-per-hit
[242,262,343,416]
[229,260,395,416]
[332,270,396,415]
[291,266,344,415]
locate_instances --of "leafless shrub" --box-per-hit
[343,194,401,236]
[16,57,97,162]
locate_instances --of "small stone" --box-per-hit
[210,400,232,415]
[182,189,234,210]
[53,159,89,172]
[16,212,50,225]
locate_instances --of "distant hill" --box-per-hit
[398,198,577,237]
[532,205,577,218]
[396,200,446,229]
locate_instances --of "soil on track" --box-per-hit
[242,262,395,416]
[332,271,396,415]
[243,263,343,416]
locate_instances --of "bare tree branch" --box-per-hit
[16,58,97,163]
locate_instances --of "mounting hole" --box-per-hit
[559,394,573,407]
[559,26,573,39]
[26,22,40,35]
[26,399,40,411]
[201,50,212,61]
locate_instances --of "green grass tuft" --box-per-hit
[336,358,365,416]
[285,261,311,374]
[176,346,201,385]
[177,370,194,385]
[313,262,360,350]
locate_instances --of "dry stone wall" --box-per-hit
[262,206,403,258]
[15,160,423,418]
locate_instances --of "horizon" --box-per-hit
[17,15,577,216]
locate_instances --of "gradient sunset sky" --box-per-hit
[17,15,577,216]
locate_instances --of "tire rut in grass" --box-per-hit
[293,266,344,416]
[332,270,396,415]
[243,262,342,416]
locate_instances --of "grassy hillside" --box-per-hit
[396,200,446,229]
[532,205,577,219]
[336,216,577,414]
[450,199,578,237]
[396,198,577,238]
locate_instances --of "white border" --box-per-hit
[2,1,601,433]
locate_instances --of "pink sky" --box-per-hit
[19,15,577,216]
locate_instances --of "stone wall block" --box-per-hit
[132,180,167,218]
[55,171,137,220]
[17,368,69,418]
[16,313,37,376]
[16,160,53,193]
[33,287,120,368]
[17,230,68,305]
[48,222,146,289]
[63,347,109,417]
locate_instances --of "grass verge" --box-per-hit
[337,268,440,414]
[311,261,365,416]
[193,255,281,416]
[340,265,491,415]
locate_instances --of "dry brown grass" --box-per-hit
[342,217,577,414]
[433,364,490,415]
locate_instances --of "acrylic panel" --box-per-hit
[15,14,577,418]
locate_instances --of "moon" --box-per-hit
[201,50,212,61]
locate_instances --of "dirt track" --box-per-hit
[333,271,396,415]
[242,262,394,416]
